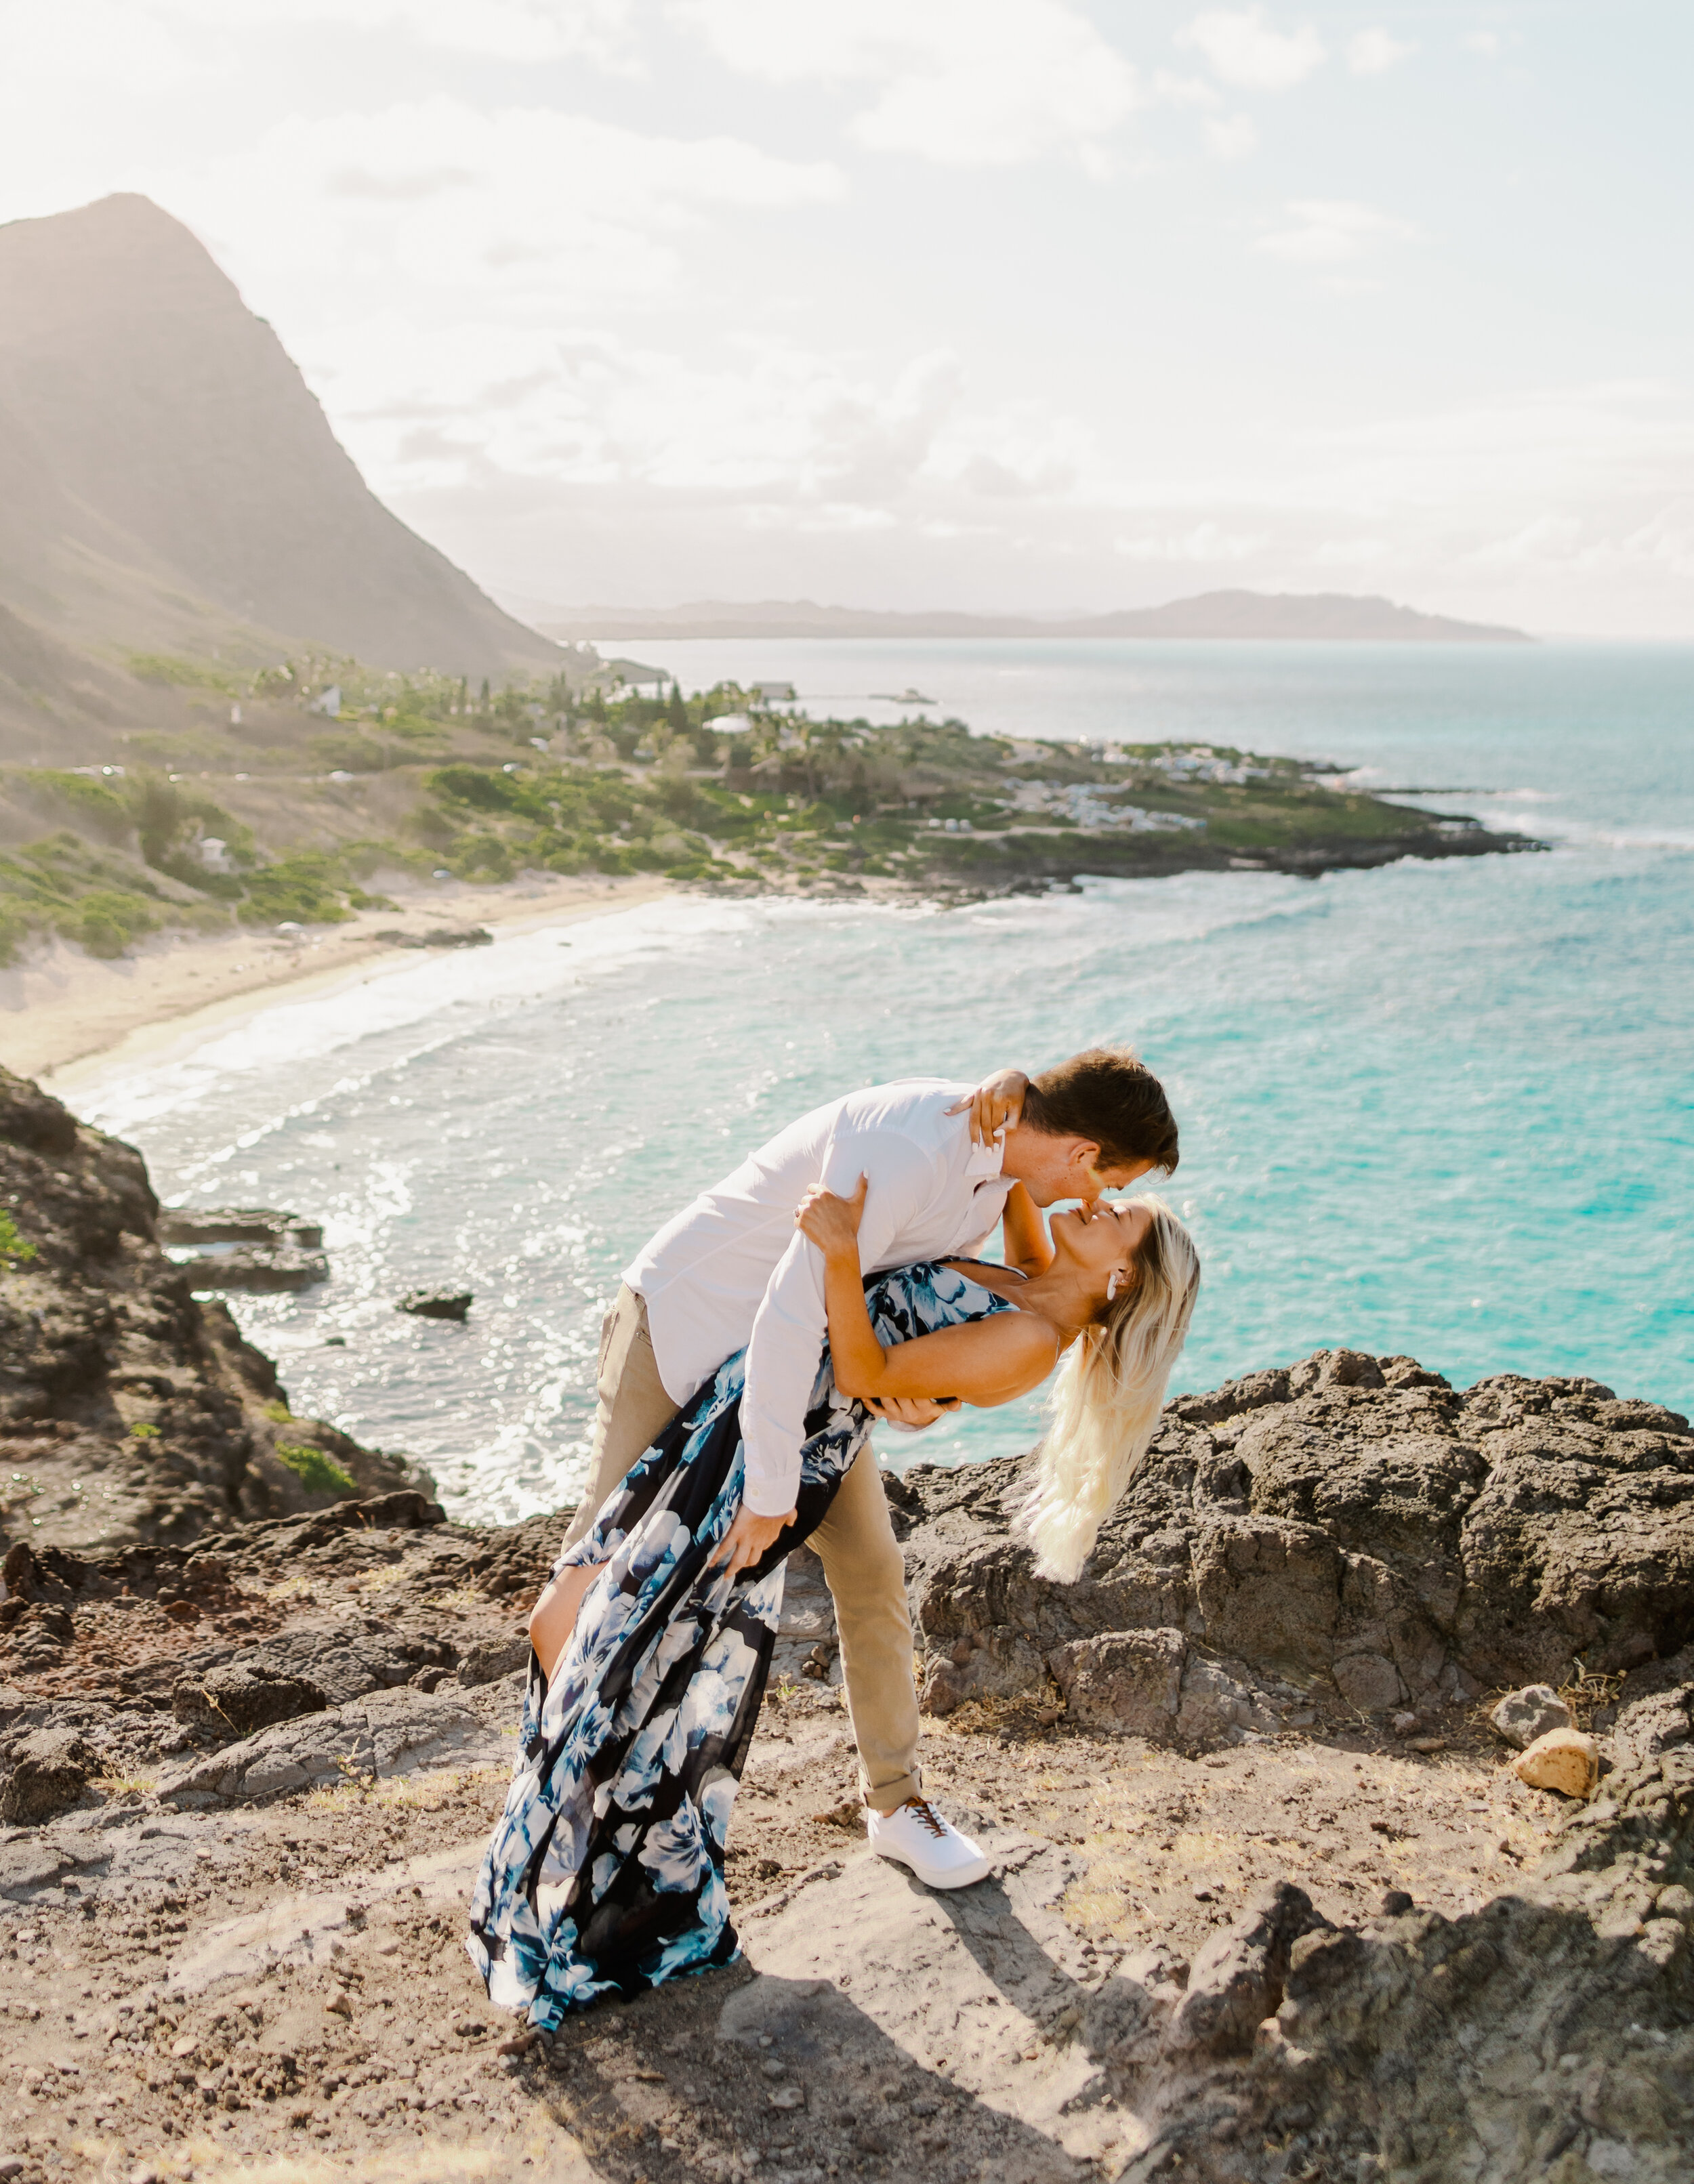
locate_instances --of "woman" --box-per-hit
[468,1181,1199,2028]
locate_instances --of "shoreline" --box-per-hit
[1,872,676,1090]
[2,813,1542,1095]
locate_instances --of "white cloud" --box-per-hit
[675,0,1140,167]
[163,0,640,66]
[1258,198,1420,262]
[1146,69,1256,158]
[1347,28,1415,75]
[1205,114,1258,159]
[1113,520,1266,562]
[1463,30,1502,58]
[0,0,191,96]
[189,98,844,319]
[1179,7,1325,92]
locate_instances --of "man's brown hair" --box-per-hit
[1023,1047,1180,1176]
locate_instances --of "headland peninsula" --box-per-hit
[0,654,1542,994]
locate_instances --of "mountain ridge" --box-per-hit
[0,192,555,719]
[536,590,1531,644]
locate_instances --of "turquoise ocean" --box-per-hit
[79,640,1693,1525]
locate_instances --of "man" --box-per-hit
[536,1049,1180,1889]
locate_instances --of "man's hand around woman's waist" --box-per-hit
[708,1507,796,1582]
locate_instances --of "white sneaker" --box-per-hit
[867,1797,992,1890]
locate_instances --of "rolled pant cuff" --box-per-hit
[862,1769,922,1812]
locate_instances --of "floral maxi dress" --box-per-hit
[467,1261,1015,2026]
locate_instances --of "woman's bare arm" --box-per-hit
[798,1179,1059,1409]
[835,1310,1056,1406]
[999,1180,1054,1277]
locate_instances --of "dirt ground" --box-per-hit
[1,1641,1567,2184]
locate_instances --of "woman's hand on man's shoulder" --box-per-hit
[949,1070,1028,1146]
[796,1173,868,1257]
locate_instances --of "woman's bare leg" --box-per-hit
[528,1561,606,1680]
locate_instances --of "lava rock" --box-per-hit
[373,927,493,950]
[1613,1683,1694,1773]
[171,1662,329,1735]
[1256,1748,1694,2173]
[0,1064,415,1552]
[156,1687,501,1807]
[396,1290,472,1322]
[1165,1880,1331,2055]
[1049,1627,1186,1736]
[1489,1683,1574,1749]
[159,1208,323,1248]
[455,1637,532,1687]
[180,1245,329,1293]
[899,1352,1694,1723]
[0,1727,96,1823]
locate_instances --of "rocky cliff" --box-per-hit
[0,1065,417,1560]
[894,1347,1694,1740]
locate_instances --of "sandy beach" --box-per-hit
[1,872,676,1091]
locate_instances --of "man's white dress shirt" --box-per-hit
[624,1079,1012,1517]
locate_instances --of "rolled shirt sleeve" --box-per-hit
[738,1128,934,1517]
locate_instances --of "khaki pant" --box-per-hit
[560,1283,922,1809]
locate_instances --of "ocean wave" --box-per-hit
[79,895,757,1136]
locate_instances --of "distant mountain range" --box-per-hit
[0,192,553,750]
[537,593,1531,644]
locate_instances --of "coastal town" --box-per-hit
[0,654,1541,970]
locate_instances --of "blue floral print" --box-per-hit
[467,1261,1014,2026]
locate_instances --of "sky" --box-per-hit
[2,1,1691,634]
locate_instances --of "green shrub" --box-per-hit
[383,713,448,744]
[0,903,30,966]
[310,733,405,773]
[17,770,131,841]
[237,852,355,926]
[453,837,515,882]
[61,889,157,958]
[274,1442,357,1495]
[0,1211,36,1265]
[428,765,522,812]
[127,652,239,693]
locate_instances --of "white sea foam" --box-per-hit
[79,894,759,1137]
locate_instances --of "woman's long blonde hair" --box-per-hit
[1022,1194,1201,1584]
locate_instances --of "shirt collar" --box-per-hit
[964,1134,1006,1184]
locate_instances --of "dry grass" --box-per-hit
[1558,1662,1626,1731]
[934,1686,1064,1738]
[433,1582,487,1613]
[1465,1664,1624,1748]
[91,1769,157,1799]
[265,1573,316,1605]
[302,1765,507,1817]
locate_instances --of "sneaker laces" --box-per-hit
[903,1797,949,1840]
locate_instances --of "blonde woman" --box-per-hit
[797,1174,1201,1585]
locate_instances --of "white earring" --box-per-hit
[1107,1269,1123,1302]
